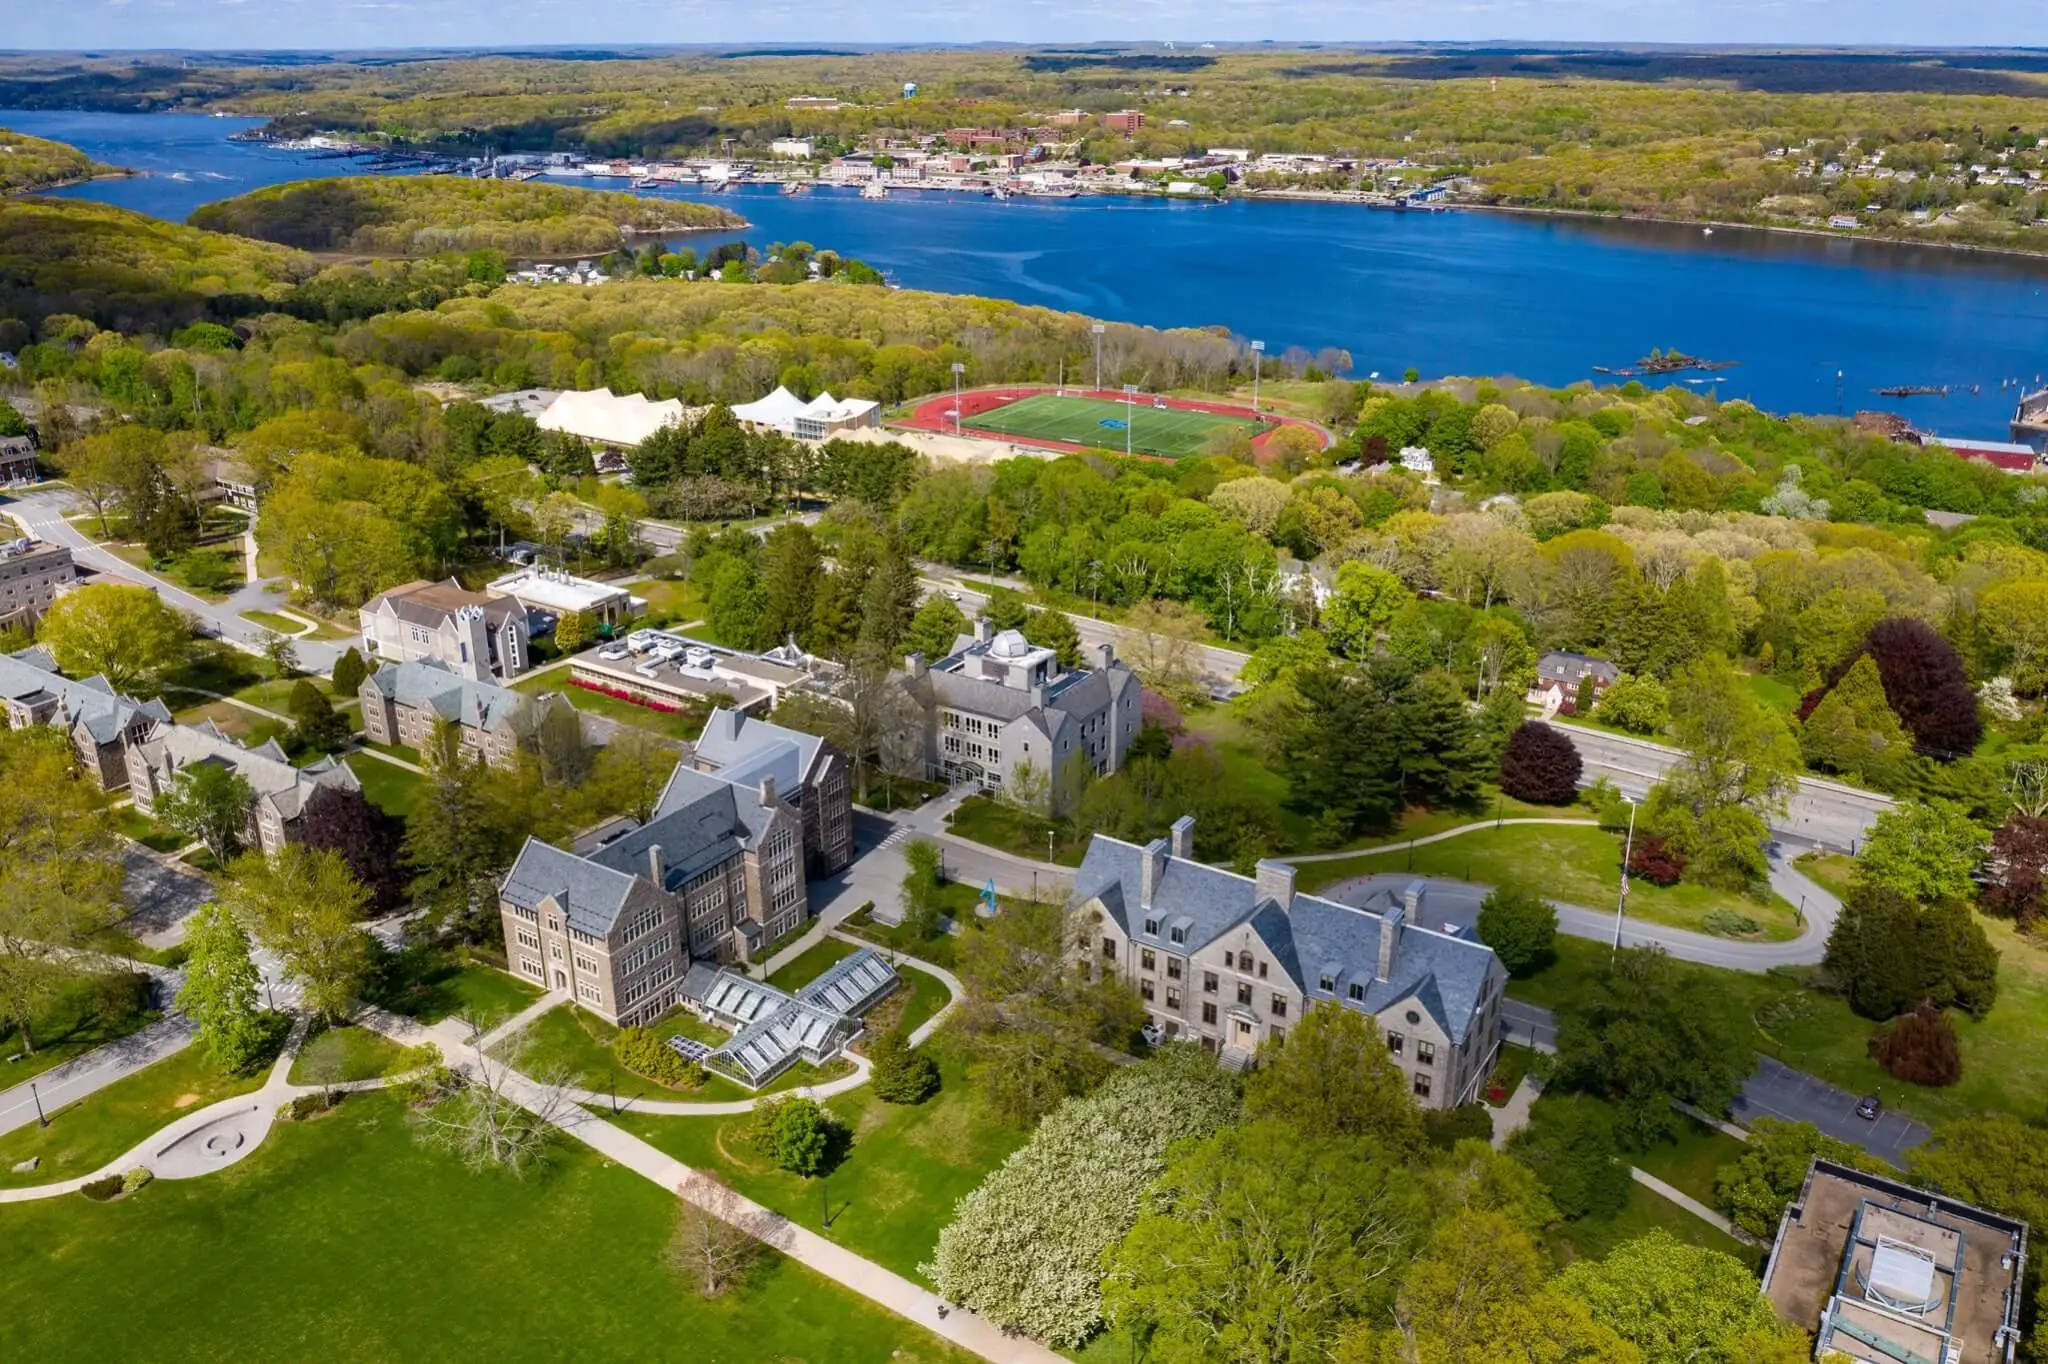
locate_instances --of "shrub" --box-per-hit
[120,1165,154,1195]
[1869,1001,1963,1086]
[1508,1094,1631,1221]
[1824,883,2000,1020]
[280,1091,339,1121]
[1595,673,1671,735]
[1626,832,1685,886]
[1475,884,1558,975]
[747,1095,836,1176]
[868,1028,940,1104]
[393,1042,442,1074]
[1498,721,1582,804]
[1701,908,1761,937]
[80,1174,126,1201]
[1422,1102,1496,1150]
[616,1026,705,1089]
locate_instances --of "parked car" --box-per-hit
[1140,1020,1165,1047]
[1856,1094,1883,1121]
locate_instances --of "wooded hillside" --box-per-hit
[187,176,746,257]
[0,127,113,195]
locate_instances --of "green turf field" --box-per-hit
[961,393,1267,458]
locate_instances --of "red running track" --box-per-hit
[894,385,1333,461]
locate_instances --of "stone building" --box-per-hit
[0,647,169,790]
[691,706,853,876]
[0,538,74,629]
[359,578,532,683]
[126,720,361,855]
[358,659,578,769]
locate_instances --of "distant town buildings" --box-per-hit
[1072,821,1507,1106]
[1761,1159,2027,1364]
[0,435,39,485]
[1105,110,1146,134]
[359,578,532,683]
[769,137,815,159]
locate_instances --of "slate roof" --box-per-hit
[1072,835,1500,1046]
[1535,652,1620,686]
[368,658,549,732]
[0,648,170,743]
[364,579,526,631]
[919,629,1136,732]
[134,719,358,821]
[693,706,824,794]
[501,835,640,935]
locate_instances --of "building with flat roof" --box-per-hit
[571,630,826,717]
[487,564,643,633]
[901,619,1140,805]
[126,720,361,855]
[1071,820,1507,1104]
[498,762,808,1026]
[1105,109,1146,133]
[359,578,532,683]
[0,647,170,790]
[692,706,852,875]
[1762,1159,2028,1364]
[0,537,74,629]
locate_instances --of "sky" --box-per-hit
[3,0,2042,53]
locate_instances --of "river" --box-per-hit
[8,108,2048,436]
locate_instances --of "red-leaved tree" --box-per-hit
[1983,812,2048,931]
[1498,721,1583,805]
[1626,833,1685,886]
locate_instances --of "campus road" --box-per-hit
[3,489,347,674]
[1563,725,1894,851]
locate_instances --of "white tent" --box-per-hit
[730,385,812,432]
[535,389,689,449]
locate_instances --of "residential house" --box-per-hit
[0,647,170,790]
[674,947,898,1088]
[901,620,1140,804]
[498,763,807,1026]
[1071,817,1507,1107]
[1761,1159,2027,1364]
[692,705,853,875]
[1528,652,1620,710]
[0,538,74,629]
[359,579,532,682]
[0,435,38,485]
[126,720,361,854]
[359,658,580,768]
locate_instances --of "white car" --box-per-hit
[942,589,961,601]
[1140,1021,1165,1047]
[597,644,630,661]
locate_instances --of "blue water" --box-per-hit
[9,108,2048,435]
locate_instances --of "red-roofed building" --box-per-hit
[1940,436,2042,473]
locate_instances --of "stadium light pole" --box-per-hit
[1250,339,1266,414]
[950,362,965,436]
[1092,322,1105,393]
[1123,383,1137,457]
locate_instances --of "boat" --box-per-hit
[1875,385,1952,398]
[860,181,889,201]
[1027,185,1080,199]
[781,180,810,195]
[631,177,660,190]
[1702,227,1714,236]
[987,185,1010,201]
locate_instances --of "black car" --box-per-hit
[1856,1094,1883,1121]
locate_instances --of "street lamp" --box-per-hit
[1092,322,1105,392]
[1612,797,1637,958]
[30,1078,46,1128]
[1250,339,1266,414]
[1123,383,1137,457]
[950,361,965,436]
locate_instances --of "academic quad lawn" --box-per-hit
[0,1093,976,1364]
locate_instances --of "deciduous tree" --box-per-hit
[1553,947,1749,1144]
[666,1173,767,1298]
[1555,1230,1807,1364]
[155,760,255,866]
[38,582,191,695]
[1498,721,1583,804]
[222,845,373,1022]
[1713,1117,1889,1239]
[1854,799,1985,905]
[1243,1003,1425,1155]
[1475,884,1557,975]
[176,904,271,1075]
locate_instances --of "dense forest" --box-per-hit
[2,47,2043,247]
[0,126,114,195]
[187,176,745,257]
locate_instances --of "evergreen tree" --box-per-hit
[706,557,767,651]
[903,593,969,662]
[1396,670,1490,808]
[1799,655,1912,789]
[1021,607,1084,668]
[288,679,350,752]
[1282,664,1403,837]
[176,903,271,1075]
[330,646,370,699]
[855,551,919,658]
[405,719,512,939]
[1823,882,1999,1020]
[757,522,821,648]
[869,1028,940,1104]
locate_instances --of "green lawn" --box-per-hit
[841,907,963,970]
[613,1033,1027,1284]
[106,542,243,601]
[361,739,421,764]
[1629,1115,1749,1208]
[1546,1180,1758,1269]
[0,973,161,1088]
[1794,851,1856,902]
[369,956,544,1033]
[767,938,861,993]
[345,752,424,818]
[239,608,310,636]
[960,393,1266,459]
[862,965,954,1041]
[169,697,292,749]
[158,643,268,700]
[115,806,187,853]
[515,673,706,743]
[496,1004,718,1103]
[0,1091,976,1364]
[232,674,337,714]
[948,795,1083,865]
[1509,926,2048,1130]
[1300,823,1801,941]
[288,1021,421,1086]
[635,578,707,626]
[0,1043,267,1188]
[1746,673,1803,716]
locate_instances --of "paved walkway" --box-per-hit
[1283,817,1601,863]
[1488,1074,1540,1149]
[1629,1168,1762,1245]
[0,1016,195,1140]
[474,991,568,1051]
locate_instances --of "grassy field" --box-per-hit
[514,672,706,743]
[767,938,861,993]
[170,696,292,749]
[1795,851,1857,902]
[0,974,161,1088]
[115,806,187,853]
[0,1044,267,1188]
[947,795,1084,865]
[287,1021,420,1086]
[240,608,309,636]
[613,1033,1026,1284]
[498,1002,852,1105]
[369,957,544,1034]
[1547,1180,1758,1269]
[961,393,1265,459]
[1510,926,2048,1130]
[1629,1114,1749,1208]
[0,1091,976,1364]
[861,964,954,1041]
[634,578,708,626]
[344,752,423,818]
[1300,823,1802,941]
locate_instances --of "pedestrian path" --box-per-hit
[1281,816,1601,863]
[1629,1167,1762,1246]
[0,1016,196,1140]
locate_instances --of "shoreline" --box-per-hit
[5,167,133,198]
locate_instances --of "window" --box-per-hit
[1257,960,1268,980]
[1412,1073,1431,1100]
[550,943,563,960]
[1417,1041,1435,1066]
[578,981,603,1005]
[1271,1027,1286,1045]
[519,957,543,979]
[1165,987,1181,1010]
[1270,994,1288,1018]
[1347,982,1365,1002]
[1318,973,1335,992]
[1140,949,1155,972]
[1166,958,1182,980]
[515,929,540,951]
[1140,979,1155,1001]
[1387,1031,1404,1056]
[1101,936,1117,960]
[1201,1002,1217,1025]
[1236,982,1252,1006]
[1143,917,1158,936]
[1169,925,1186,944]
[1203,971,1218,995]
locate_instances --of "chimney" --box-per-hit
[1138,836,1168,910]
[1403,879,1427,920]
[646,843,666,887]
[1377,899,1406,982]
[709,706,739,744]
[904,650,927,678]
[1094,641,1115,671]
[759,774,778,807]
[1254,859,1295,913]
[974,616,992,644]
[1168,814,1195,860]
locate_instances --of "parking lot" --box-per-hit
[1731,1055,1931,1161]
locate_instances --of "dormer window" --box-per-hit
[1169,926,1186,945]
[1348,983,1365,1002]
[1318,973,1335,992]
[1143,917,1158,935]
